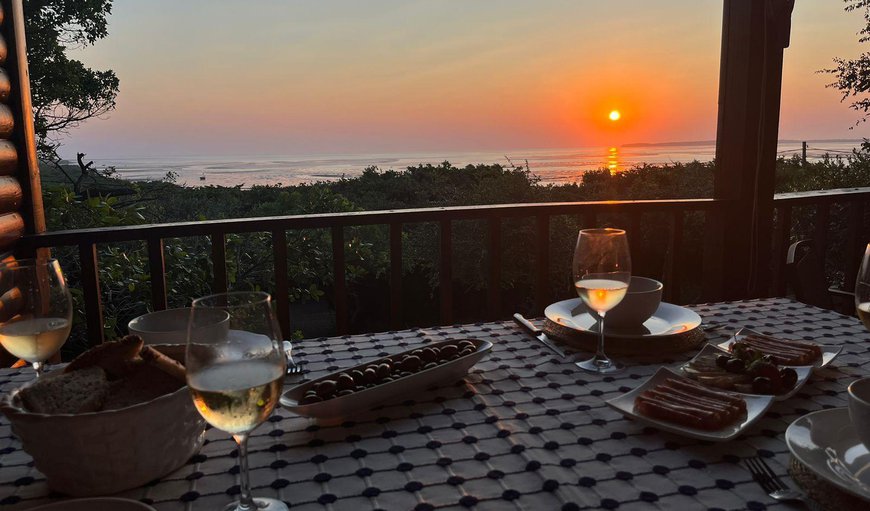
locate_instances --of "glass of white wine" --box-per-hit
[573,228,631,374]
[186,291,288,511]
[855,243,870,330]
[0,258,72,376]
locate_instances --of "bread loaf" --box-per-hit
[19,367,110,414]
[64,335,144,379]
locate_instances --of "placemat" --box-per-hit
[543,318,707,356]
[789,456,869,511]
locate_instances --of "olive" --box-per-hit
[363,368,378,384]
[315,380,337,397]
[354,385,367,392]
[459,348,474,357]
[337,389,354,397]
[337,373,355,390]
[780,367,798,389]
[398,371,412,378]
[715,354,731,369]
[401,355,422,372]
[458,341,475,352]
[420,348,436,363]
[300,395,322,405]
[752,376,773,394]
[440,345,458,359]
[382,376,394,383]
[725,358,746,374]
[350,370,365,385]
[376,363,392,379]
[424,362,438,370]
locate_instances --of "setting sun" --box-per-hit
[609,110,621,121]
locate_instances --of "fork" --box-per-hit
[283,340,302,375]
[745,457,819,510]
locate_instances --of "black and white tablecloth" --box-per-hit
[0,298,868,510]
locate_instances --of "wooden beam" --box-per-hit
[704,0,792,300]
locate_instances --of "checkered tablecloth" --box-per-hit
[0,298,868,510]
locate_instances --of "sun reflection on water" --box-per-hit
[606,147,620,174]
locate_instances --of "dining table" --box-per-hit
[0,297,867,510]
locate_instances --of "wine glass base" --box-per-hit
[224,498,289,511]
[576,357,624,374]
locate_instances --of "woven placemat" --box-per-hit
[789,456,869,511]
[543,318,706,357]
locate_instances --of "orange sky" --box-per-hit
[62,1,867,159]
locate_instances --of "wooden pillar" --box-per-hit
[703,0,793,300]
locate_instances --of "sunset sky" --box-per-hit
[61,1,867,159]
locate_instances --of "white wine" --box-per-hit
[0,317,70,362]
[188,360,284,434]
[858,302,870,330]
[575,278,629,313]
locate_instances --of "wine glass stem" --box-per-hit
[32,361,44,378]
[233,433,256,510]
[595,312,608,364]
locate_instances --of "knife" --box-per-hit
[512,313,569,358]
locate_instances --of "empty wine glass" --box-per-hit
[573,228,632,374]
[856,243,870,330]
[0,258,72,376]
[186,291,288,511]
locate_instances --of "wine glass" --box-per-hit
[0,258,72,376]
[186,291,288,511]
[573,228,631,374]
[855,243,870,330]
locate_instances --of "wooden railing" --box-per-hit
[16,188,870,344]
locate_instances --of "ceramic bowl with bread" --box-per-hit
[0,335,206,496]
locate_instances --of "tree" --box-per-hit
[23,0,119,168]
[826,1,870,127]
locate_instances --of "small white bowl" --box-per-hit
[128,307,229,344]
[848,376,870,448]
[578,276,663,328]
[0,345,206,496]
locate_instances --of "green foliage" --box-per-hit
[825,0,870,130]
[24,0,119,159]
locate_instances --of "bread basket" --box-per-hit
[0,345,206,496]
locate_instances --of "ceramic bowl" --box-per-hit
[848,376,870,448]
[581,276,663,328]
[0,345,206,496]
[128,307,229,344]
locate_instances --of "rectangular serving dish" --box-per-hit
[606,367,774,442]
[280,338,492,419]
[682,343,812,401]
[717,327,842,370]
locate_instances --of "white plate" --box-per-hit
[29,498,156,511]
[717,327,842,370]
[545,299,702,339]
[786,407,870,502]
[281,338,492,419]
[680,344,811,401]
[606,367,774,442]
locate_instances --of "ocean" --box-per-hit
[83,140,864,188]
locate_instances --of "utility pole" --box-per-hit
[802,141,807,166]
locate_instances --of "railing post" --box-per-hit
[814,202,830,279]
[535,214,550,313]
[487,217,501,320]
[389,223,402,329]
[663,211,684,303]
[331,226,348,334]
[210,233,227,294]
[772,205,792,296]
[146,237,167,311]
[439,219,453,325]
[272,230,290,339]
[845,201,865,292]
[78,243,104,345]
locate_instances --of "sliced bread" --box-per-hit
[19,366,110,414]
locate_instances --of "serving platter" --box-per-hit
[545,299,702,339]
[605,367,774,442]
[29,498,156,511]
[680,344,812,401]
[281,338,492,419]
[716,327,842,369]
[786,407,870,502]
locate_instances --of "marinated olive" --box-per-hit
[752,376,773,394]
[780,367,798,389]
[363,368,378,383]
[715,354,731,369]
[350,369,365,385]
[725,358,746,373]
[401,355,422,371]
[420,348,436,363]
[337,373,355,390]
[315,380,337,397]
[337,389,354,397]
[424,362,438,370]
[300,395,322,405]
[376,363,391,379]
[440,345,458,359]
